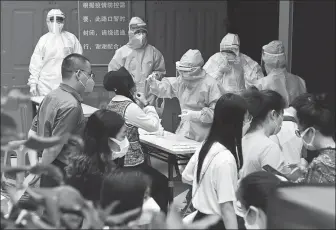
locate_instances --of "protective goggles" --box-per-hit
[49,16,65,23]
[262,50,285,57]
[175,62,199,72]
[129,23,147,32]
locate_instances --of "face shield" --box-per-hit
[46,9,65,34]
[261,49,286,75]
[175,49,204,80]
[127,18,148,49]
[220,33,240,57]
[261,41,287,75]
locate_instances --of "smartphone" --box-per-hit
[262,165,290,180]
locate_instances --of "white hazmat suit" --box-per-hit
[204,33,264,94]
[147,49,224,142]
[256,41,306,107]
[27,9,83,96]
[108,17,166,105]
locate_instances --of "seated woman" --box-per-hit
[182,93,248,229]
[294,93,335,183]
[236,171,281,229]
[65,109,128,203]
[103,67,169,213]
[240,90,287,178]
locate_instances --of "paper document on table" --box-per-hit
[171,143,199,150]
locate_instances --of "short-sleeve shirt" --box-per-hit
[240,132,285,178]
[31,83,86,164]
[183,142,238,216]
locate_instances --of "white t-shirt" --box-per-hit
[269,109,304,165]
[182,142,238,216]
[240,131,285,178]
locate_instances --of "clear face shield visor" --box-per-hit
[47,15,65,34]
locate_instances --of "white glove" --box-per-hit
[30,84,38,97]
[178,109,200,121]
[146,73,157,85]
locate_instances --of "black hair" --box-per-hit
[196,93,247,183]
[244,90,286,133]
[103,67,136,102]
[66,109,124,178]
[61,53,90,80]
[295,93,335,138]
[236,171,281,213]
[289,93,314,111]
[100,168,152,215]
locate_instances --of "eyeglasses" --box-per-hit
[78,69,95,79]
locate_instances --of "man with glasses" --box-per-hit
[29,53,94,188]
[28,9,83,96]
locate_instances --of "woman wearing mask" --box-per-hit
[65,109,127,203]
[236,171,282,229]
[182,93,247,229]
[240,90,286,178]
[103,67,169,213]
[294,93,335,183]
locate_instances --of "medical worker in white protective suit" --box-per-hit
[108,17,166,106]
[204,33,264,94]
[28,9,83,96]
[256,40,306,107]
[147,49,224,142]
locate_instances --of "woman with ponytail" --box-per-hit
[182,93,248,229]
[239,89,286,179]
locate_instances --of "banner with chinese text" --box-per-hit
[78,1,130,65]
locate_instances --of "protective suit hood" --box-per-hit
[262,40,287,74]
[46,9,65,34]
[176,49,205,81]
[220,33,240,56]
[127,17,148,50]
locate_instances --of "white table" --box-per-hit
[31,96,201,203]
[31,96,98,118]
[139,129,201,203]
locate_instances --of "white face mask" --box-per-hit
[77,71,95,93]
[135,33,146,45]
[244,207,261,229]
[110,137,129,159]
[299,127,316,150]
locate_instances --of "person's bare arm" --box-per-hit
[219,201,238,229]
